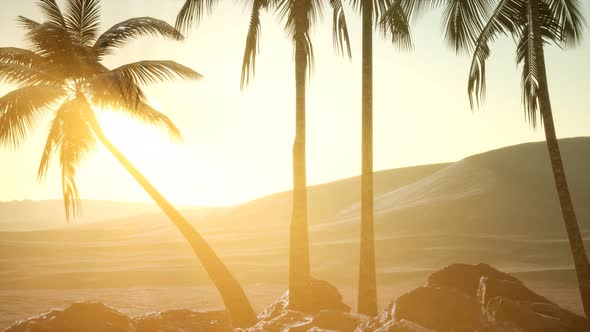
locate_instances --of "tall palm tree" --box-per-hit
[350,0,393,316]
[176,0,351,309]
[382,0,590,317]
[0,0,256,327]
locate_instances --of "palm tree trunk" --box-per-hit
[289,0,311,308]
[357,0,378,316]
[93,126,257,327]
[530,0,590,318]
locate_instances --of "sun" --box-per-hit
[94,97,244,207]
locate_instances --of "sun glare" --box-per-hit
[95,98,244,207]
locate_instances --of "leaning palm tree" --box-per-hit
[382,0,590,317]
[0,0,256,327]
[176,0,351,309]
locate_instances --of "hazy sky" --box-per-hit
[1,0,589,206]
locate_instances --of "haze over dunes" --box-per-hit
[0,137,588,327]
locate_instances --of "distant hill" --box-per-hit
[0,137,588,320]
[0,199,161,230]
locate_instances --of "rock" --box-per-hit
[134,309,231,332]
[295,310,368,332]
[486,297,590,332]
[391,286,484,332]
[6,264,590,332]
[257,277,350,322]
[257,291,290,321]
[242,310,313,331]
[373,319,434,332]
[477,276,550,305]
[426,263,521,299]
[4,302,133,332]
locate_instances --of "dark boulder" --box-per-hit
[257,277,350,322]
[4,302,133,332]
[391,286,484,332]
[477,276,551,305]
[427,263,521,299]
[486,297,590,332]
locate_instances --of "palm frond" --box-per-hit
[0,62,59,86]
[390,0,432,22]
[0,48,44,67]
[467,0,524,109]
[0,85,65,149]
[110,60,203,86]
[241,0,269,89]
[64,0,102,46]
[545,0,586,47]
[438,0,493,53]
[37,0,66,27]
[175,0,220,33]
[85,72,182,141]
[27,22,98,79]
[516,16,539,127]
[37,104,64,181]
[380,0,413,51]
[116,101,183,142]
[38,97,97,222]
[275,0,318,78]
[27,22,74,61]
[85,70,146,111]
[329,0,352,57]
[94,17,184,58]
[16,16,41,31]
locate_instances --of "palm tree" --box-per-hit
[382,0,590,317]
[0,0,256,327]
[350,0,393,316]
[176,0,351,309]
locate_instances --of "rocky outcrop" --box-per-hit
[389,286,483,331]
[5,264,589,331]
[257,277,351,323]
[3,303,231,332]
[4,302,133,332]
[375,263,590,332]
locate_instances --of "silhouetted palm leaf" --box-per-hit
[0,85,65,149]
[175,0,220,33]
[380,1,413,50]
[64,0,102,46]
[94,17,184,58]
[241,0,269,89]
[329,0,352,57]
[0,48,44,67]
[0,62,59,86]
[546,0,586,46]
[38,0,66,27]
[111,60,203,86]
[17,16,41,31]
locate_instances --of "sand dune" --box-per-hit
[0,137,589,328]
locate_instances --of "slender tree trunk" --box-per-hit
[289,0,311,308]
[530,0,590,318]
[93,126,257,327]
[357,0,378,316]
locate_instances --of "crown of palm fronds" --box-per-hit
[175,0,352,89]
[0,0,203,221]
[381,0,585,126]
